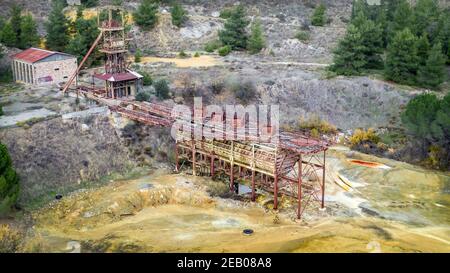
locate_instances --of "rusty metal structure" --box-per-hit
[62,6,330,219]
[174,115,329,218]
[62,6,142,97]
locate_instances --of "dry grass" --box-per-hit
[0,225,22,253]
[298,115,337,135]
[65,8,134,24]
[349,128,380,147]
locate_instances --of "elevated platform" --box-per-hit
[76,84,329,219]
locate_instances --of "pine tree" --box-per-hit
[66,36,86,62]
[431,93,450,167]
[133,0,159,31]
[352,11,384,69]
[413,0,440,38]
[311,4,327,26]
[447,39,450,64]
[112,0,123,6]
[1,23,17,47]
[154,79,170,100]
[351,0,368,21]
[417,42,447,89]
[0,17,5,31]
[330,24,367,76]
[0,143,19,216]
[401,93,440,150]
[81,0,99,8]
[386,0,400,22]
[171,3,187,28]
[436,10,450,63]
[219,5,249,50]
[372,0,389,47]
[19,14,40,49]
[67,15,100,65]
[247,19,266,54]
[385,28,418,85]
[387,0,412,43]
[45,0,70,52]
[10,4,22,47]
[416,34,430,67]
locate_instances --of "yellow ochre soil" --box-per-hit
[26,162,450,253]
[138,55,222,68]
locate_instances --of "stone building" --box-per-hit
[11,48,77,85]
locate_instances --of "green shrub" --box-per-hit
[247,19,266,54]
[211,79,224,95]
[218,45,232,56]
[219,8,233,19]
[0,68,13,84]
[311,4,327,26]
[295,30,310,42]
[154,79,170,100]
[141,71,152,86]
[134,49,142,63]
[0,105,3,116]
[81,0,99,8]
[178,50,189,58]
[229,79,257,104]
[204,40,221,52]
[171,3,187,27]
[0,143,19,216]
[135,91,150,102]
[194,52,200,57]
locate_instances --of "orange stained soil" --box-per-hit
[349,159,387,168]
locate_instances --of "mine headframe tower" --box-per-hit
[62,5,142,98]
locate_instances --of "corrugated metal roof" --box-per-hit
[12,48,74,63]
[94,72,141,82]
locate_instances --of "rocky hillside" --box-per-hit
[1,0,353,61]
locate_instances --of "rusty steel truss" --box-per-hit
[61,6,330,219]
[173,109,328,219]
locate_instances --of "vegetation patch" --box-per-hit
[0,225,22,253]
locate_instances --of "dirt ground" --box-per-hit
[23,149,450,253]
[139,55,223,68]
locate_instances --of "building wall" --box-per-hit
[12,55,77,85]
[33,57,77,85]
[11,60,34,84]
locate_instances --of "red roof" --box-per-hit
[94,71,142,82]
[12,48,55,63]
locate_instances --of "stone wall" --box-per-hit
[33,57,77,85]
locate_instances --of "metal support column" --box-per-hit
[210,154,215,177]
[322,150,326,209]
[192,142,197,176]
[297,155,303,219]
[274,173,278,210]
[175,142,179,172]
[251,170,256,202]
[230,163,234,191]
